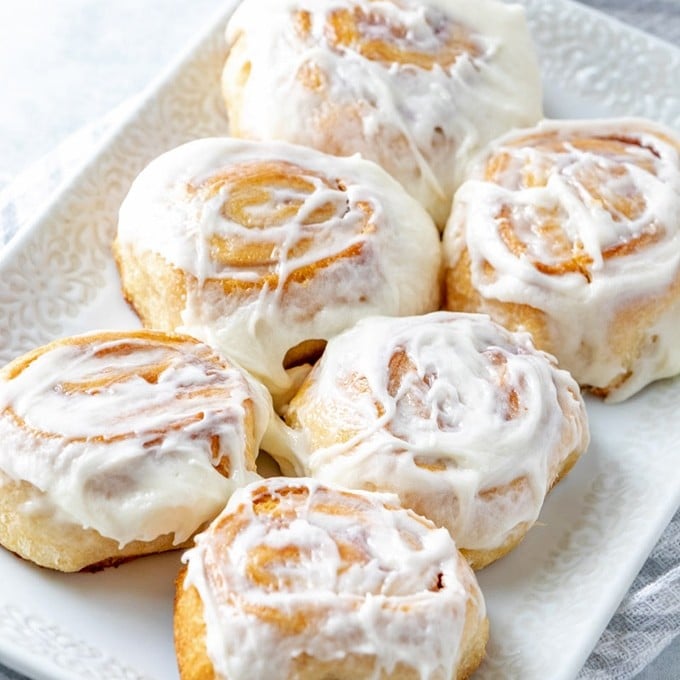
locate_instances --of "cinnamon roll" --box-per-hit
[443,118,680,402]
[0,330,271,572]
[114,138,441,403]
[175,477,488,680]
[284,312,589,569]
[222,0,543,227]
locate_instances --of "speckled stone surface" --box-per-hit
[0,1,678,679]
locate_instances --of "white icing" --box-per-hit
[443,118,680,401]
[259,410,308,477]
[223,0,543,225]
[117,137,441,400]
[284,312,589,552]
[182,477,485,680]
[0,332,273,547]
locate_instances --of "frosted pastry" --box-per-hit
[284,312,589,569]
[175,477,488,680]
[222,0,543,227]
[0,330,271,572]
[443,117,680,402]
[114,137,441,403]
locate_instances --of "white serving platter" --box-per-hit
[0,1,678,679]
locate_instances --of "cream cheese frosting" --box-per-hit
[0,331,272,547]
[443,117,680,401]
[222,0,543,226]
[116,137,441,401]
[182,477,486,680]
[283,312,589,555]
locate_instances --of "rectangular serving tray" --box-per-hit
[0,1,678,678]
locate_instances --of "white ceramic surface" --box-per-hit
[0,1,679,679]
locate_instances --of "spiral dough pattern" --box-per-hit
[176,477,488,680]
[444,118,680,402]
[0,330,271,571]
[284,312,590,568]
[222,0,543,227]
[114,138,441,401]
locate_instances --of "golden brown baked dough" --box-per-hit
[221,0,543,226]
[113,137,441,404]
[443,118,680,402]
[283,312,590,569]
[175,477,488,679]
[0,330,269,572]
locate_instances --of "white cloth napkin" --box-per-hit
[580,510,680,678]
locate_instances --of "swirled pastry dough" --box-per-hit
[114,138,441,402]
[284,312,589,568]
[443,118,680,402]
[176,477,488,679]
[222,0,542,226]
[0,330,271,571]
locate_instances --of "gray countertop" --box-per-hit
[0,1,678,679]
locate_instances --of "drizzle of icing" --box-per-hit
[223,0,543,225]
[443,118,680,401]
[116,138,441,400]
[183,477,485,680]
[284,312,589,552]
[0,331,272,547]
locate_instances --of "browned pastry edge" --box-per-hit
[445,250,551,351]
[113,240,188,331]
[460,446,583,570]
[175,569,216,680]
[0,473,196,572]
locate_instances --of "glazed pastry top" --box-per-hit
[0,331,271,546]
[223,0,543,225]
[285,312,589,550]
[183,477,484,680]
[443,118,680,400]
[117,138,441,396]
